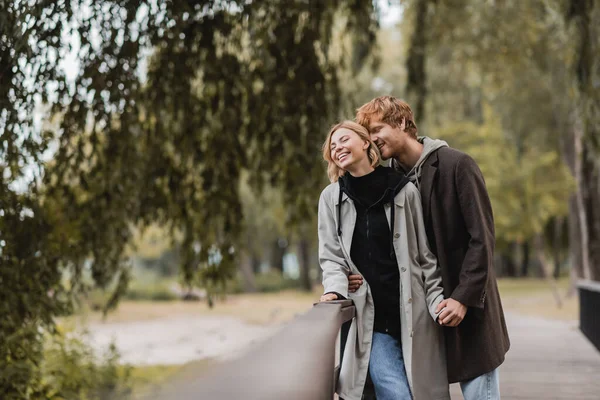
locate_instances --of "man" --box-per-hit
[348,96,510,399]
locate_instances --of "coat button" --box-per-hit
[394,233,400,238]
[408,297,412,304]
[401,267,407,272]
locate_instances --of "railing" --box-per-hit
[148,299,355,400]
[578,280,600,352]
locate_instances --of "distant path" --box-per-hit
[450,312,600,399]
[88,314,280,365]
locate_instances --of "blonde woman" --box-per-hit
[318,121,449,400]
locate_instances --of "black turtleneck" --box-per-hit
[339,166,409,337]
[344,166,389,207]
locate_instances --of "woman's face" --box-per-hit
[329,128,370,171]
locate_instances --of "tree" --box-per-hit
[1,0,378,395]
[399,0,597,280]
[563,0,600,281]
[435,105,574,252]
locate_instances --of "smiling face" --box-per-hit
[355,96,418,161]
[369,119,410,161]
[322,120,380,182]
[329,128,370,171]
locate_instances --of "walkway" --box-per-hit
[450,312,600,399]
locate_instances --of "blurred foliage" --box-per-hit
[38,331,131,400]
[1,0,378,395]
[227,270,300,294]
[2,0,600,395]
[239,171,288,265]
[395,0,598,276]
[436,104,575,245]
[85,281,179,309]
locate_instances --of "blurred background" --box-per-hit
[1,0,599,398]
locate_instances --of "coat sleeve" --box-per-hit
[450,154,495,309]
[318,188,350,297]
[407,184,444,321]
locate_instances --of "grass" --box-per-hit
[129,360,216,399]
[128,364,183,398]
[497,277,578,321]
[497,277,571,295]
[66,288,319,327]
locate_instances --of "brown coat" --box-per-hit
[402,147,510,383]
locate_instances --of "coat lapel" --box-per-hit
[335,186,356,257]
[420,152,439,225]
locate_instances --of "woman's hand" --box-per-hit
[320,293,339,302]
[348,274,363,292]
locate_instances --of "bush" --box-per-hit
[38,330,132,400]
[228,271,300,294]
[124,281,178,302]
[84,278,178,310]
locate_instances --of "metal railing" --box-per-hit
[149,299,356,400]
[578,280,600,352]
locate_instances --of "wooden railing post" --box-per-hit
[146,299,356,399]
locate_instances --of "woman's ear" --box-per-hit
[363,140,370,150]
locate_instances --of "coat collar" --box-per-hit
[420,151,439,223]
[335,189,349,205]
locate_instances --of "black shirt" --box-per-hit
[340,166,409,336]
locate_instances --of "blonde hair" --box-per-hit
[356,96,418,138]
[322,120,381,183]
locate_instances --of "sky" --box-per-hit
[378,0,404,28]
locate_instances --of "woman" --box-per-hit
[318,121,449,400]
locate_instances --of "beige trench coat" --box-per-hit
[318,180,450,400]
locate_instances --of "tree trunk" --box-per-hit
[405,0,432,120]
[582,145,600,281]
[270,238,286,273]
[501,251,517,278]
[252,253,261,274]
[553,217,565,279]
[574,121,592,280]
[493,253,503,277]
[239,250,257,293]
[297,234,312,292]
[533,234,563,308]
[566,0,599,281]
[561,106,590,282]
[521,241,530,277]
[553,256,561,279]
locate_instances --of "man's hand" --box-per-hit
[435,298,467,327]
[348,274,363,293]
[320,293,339,302]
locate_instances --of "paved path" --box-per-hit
[88,314,279,365]
[450,312,600,399]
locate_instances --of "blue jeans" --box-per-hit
[460,368,501,400]
[369,332,412,400]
